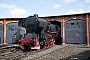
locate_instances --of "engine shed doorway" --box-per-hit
[0,24,3,43]
[49,21,62,44]
[6,22,25,43]
[6,22,19,43]
[65,20,86,44]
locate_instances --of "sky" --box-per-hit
[0,0,90,18]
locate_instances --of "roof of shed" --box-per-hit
[0,12,90,20]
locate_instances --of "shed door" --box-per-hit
[65,20,86,44]
[6,22,19,43]
[0,24,3,43]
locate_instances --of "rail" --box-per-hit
[85,56,90,60]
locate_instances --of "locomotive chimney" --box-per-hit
[34,14,38,17]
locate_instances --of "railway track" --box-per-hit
[63,44,90,60]
[0,44,89,60]
[20,44,73,60]
[0,44,22,60]
[0,44,65,60]
[30,44,78,60]
[0,48,25,60]
[57,44,78,60]
[33,45,71,60]
[0,44,55,60]
[33,44,90,60]
[85,56,90,60]
[0,44,19,53]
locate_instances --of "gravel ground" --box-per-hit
[63,44,90,60]
[21,44,69,60]
[21,44,90,60]
[38,44,78,60]
[1,44,89,60]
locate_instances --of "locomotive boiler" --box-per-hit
[18,14,60,50]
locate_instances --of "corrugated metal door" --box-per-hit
[6,22,19,43]
[65,20,86,44]
[6,22,25,43]
[0,24,3,43]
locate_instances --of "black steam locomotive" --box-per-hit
[18,14,60,50]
